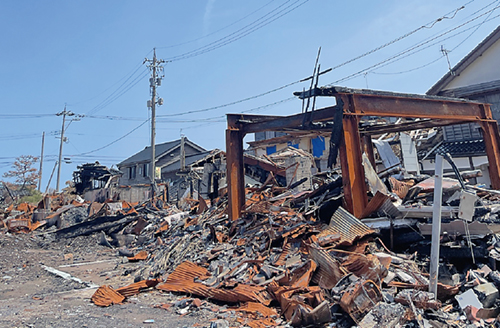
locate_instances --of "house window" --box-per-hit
[128,166,136,179]
[138,165,143,176]
[143,163,149,177]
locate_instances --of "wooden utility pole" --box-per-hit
[46,161,58,194]
[144,48,165,198]
[56,106,74,192]
[180,135,186,171]
[38,131,45,192]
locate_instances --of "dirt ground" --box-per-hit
[0,232,225,328]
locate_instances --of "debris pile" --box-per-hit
[5,157,500,327]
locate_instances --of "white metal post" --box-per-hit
[429,154,444,299]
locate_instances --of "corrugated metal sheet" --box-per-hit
[116,279,160,297]
[309,246,347,289]
[318,207,375,246]
[156,261,272,305]
[91,285,125,307]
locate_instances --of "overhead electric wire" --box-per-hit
[165,0,310,62]
[0,113,55,119]
[69,119,149,157]
[327,7,500,86]
[353,13,500,80]
[371,56,445,75]
[154,2,491,130]
[0,131,58,141]
[157,80,301,118]
[328,3,469,73]
[82,114,146,121]
[156,1,474,119]
[367,0,500,76]
[451,0,500,51]
[86,68,149,116]
[157,97,295,124]
[68,49,153,107]
[158,0,277,49]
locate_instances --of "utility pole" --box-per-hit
[180,135,186,171]
[38,132,45,192]
[56,106,74,192]
[144,48,165,198]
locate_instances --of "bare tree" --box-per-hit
[3,155,39,191]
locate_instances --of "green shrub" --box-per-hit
[18,189,43,205]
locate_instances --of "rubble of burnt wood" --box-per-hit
[6,157,500,326]
[84,170,500,327]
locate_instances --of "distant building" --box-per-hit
[117,137,206,186]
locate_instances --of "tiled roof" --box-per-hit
[118,138,205,167]
[430,139,485,158]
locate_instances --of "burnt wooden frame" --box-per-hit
[226,87,500,220]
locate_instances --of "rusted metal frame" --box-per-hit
[359,118,475,136]
[226,113,284,125]
[338,94,368,218]
[479,105,500,189]
[226,116,246,221]
[361,135,376,169]
[344,93,491,120]
[240,104,343,134]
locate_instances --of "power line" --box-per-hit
[371,56,445,75]
[157,1,474,118]
[165,0,310,62]
[68,119,149,157]
[67,49,153,107]
[368,16,500,74]
[451,0,500,51]
[157,80,301,118]
[86,68,149,116]
[82,114,146,121]
[327,7,500,85]
[0,113,55,119]
[157,97,295,124]
[158,0,278,49]
[328,3,469,73]
[370,0,500,76]
[0,131,58,141]
[361,13,500,79]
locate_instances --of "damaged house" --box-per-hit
[422,25,500,187]
[117,137,206,185]
[248,131,330,171]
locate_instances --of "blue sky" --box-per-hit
[1,0,499,191]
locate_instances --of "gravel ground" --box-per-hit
[0,233,227,328]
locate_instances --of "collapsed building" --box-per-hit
[6,85,500,326]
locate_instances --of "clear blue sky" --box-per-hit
[1,0,499,191]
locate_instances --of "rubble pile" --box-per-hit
[6,165,500,327]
